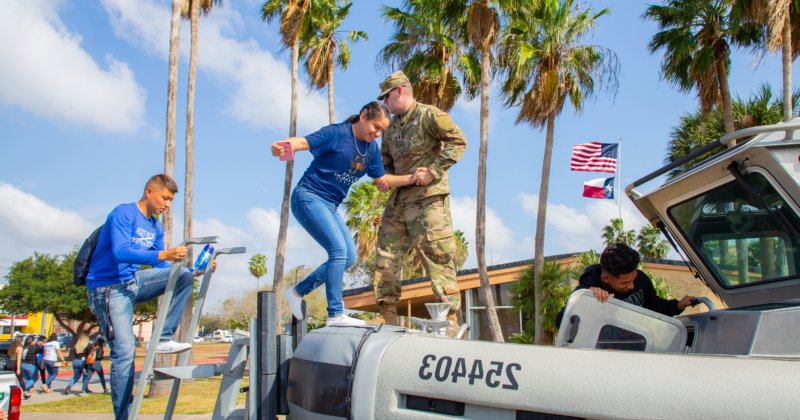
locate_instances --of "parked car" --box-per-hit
[204,333,212,340]
[220,335,233,343]
[193,336,203,343]
[57,332,72,348]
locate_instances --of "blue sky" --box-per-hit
[0,0,794,304]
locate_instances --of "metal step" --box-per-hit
[152,363,225,381]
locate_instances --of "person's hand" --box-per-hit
[590,287,614,303]
[161,246,188,261]
[413,167,435,186]
[373,177,390,193]
[271,141,288,157]
[16,369,20,375]
[677,295,697,311]
[0,407,7,420]
[193,260,217,276]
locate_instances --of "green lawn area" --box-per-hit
[26,375,250,414]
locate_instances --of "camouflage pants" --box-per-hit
[373,194,461,312]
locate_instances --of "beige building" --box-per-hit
[343,253,724,341]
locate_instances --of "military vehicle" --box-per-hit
[284,120,800,420]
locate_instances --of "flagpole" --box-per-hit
[618,137,622,221]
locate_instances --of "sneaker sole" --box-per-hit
[156,346,192,354]
[283,290,306,320]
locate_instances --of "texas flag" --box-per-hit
[583,177,615,199]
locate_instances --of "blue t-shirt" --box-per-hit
[298,122,386,204]
[86,203,171,290]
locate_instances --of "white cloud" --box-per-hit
[450,196,535,269]
[0,183,97,261]
[518,193,650,254]
[0,0,146,131]
[99,0,329,132]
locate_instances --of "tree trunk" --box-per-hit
[782,10,793,123]
[475,46,503,343]
[328,60,335,124]
[150,0,182,398]
[163,0,182,249]
[273,32,301,333]
[178,0,200,383]
[532,113,555,345]
[715,53,735,139]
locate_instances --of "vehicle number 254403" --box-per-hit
[418,355,521,390]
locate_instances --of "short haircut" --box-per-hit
[145,174,179,194]
[600,242,640,277]
[399,82,413,97]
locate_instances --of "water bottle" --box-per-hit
[194,244,214,271]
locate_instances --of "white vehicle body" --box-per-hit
[0,371,22,420]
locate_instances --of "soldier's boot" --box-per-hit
[379,302,399,326]
[446,311,458,338]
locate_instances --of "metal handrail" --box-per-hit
[128,236,219,420]
[625,121,800,199]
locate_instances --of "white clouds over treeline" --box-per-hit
[99,0,330,132]
[0,0,146,131]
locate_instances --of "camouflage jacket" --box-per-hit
[381,101,467,205]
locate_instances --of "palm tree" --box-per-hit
[378,0,479,112]
[441,0,518,344]
[341,181,390,260]
[249,254,269,290]
[261,0,314,330]
[150,0,184,399]
[302,0,366,124]
[643,0,761,137]
[499,0,619,345]
[636,225,671,259]
[601,218,636,246]
[732,0,800,125]
[509,259,571,345]
[665,83,800,178]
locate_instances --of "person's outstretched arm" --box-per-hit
[271,137,309,157]
[374,174,415,190]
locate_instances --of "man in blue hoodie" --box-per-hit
[85,174,216,420]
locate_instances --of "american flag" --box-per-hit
[571,142,618,173]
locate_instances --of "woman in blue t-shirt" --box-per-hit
[271,102,415,327]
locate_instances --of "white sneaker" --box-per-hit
[156,340,192,354]
[284,288,305,320]
[326,314,367,327]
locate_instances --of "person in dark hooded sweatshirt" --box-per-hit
[556,243,697,328]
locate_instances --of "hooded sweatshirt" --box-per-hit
[555,264,683,328]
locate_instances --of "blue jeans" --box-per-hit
[291,185,356,318]
[87,266,194,420]
[43,360,59,387]
[67,359,86,389]
[84,361,106,391]
[20,363,37,391]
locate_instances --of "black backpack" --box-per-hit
[73,225,104,287]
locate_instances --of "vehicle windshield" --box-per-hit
[668,172,800,288]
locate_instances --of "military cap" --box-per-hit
[377,71,411,100]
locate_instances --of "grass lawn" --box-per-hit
[96,342,233,370]
[25,375,249,414]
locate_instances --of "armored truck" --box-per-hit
[284,120,800,420]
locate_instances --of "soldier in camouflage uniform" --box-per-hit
[373,71,467,326]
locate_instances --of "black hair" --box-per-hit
[145,174,179,194]
[95,337,106,346]
[343,101,391,124]
[600,242,640,277]
[47,333,58,343]
[23,335,35,348]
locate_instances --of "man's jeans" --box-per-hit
[88,267,193,420]
[291,184,356,318]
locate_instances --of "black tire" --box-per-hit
[0,354,8,371]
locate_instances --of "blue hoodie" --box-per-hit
[86,203,172,290]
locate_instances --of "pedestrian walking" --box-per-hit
[83,337,109,394]
[64,333,90,395]
[272,102,418,327]
[20,336,44,397]
[5,337,27,399]
[35,336,48,393]
[41,334,66,393]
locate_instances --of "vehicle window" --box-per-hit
[595,325,647,351]
[668,172,800,288]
